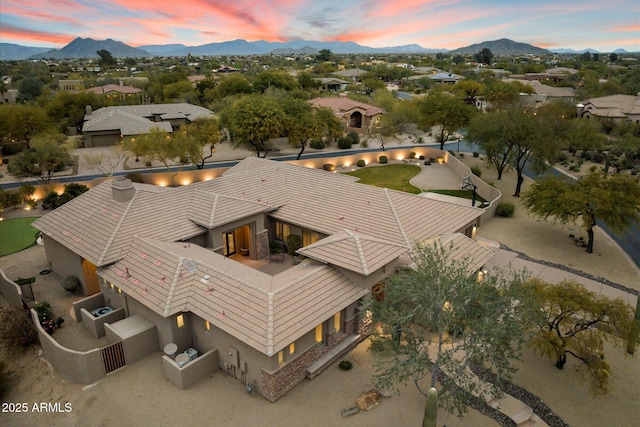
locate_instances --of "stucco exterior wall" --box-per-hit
[72,292,106,321]
[42,235,88,294]
[0,269,25,307]
[124,297,187,350]
[191,313,273,397]
[162,349,218,389]
[30,309,105,384]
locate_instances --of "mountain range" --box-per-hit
[0,37,633,61]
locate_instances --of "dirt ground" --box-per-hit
[1,149,639,427]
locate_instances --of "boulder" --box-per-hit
[356,390,382,411]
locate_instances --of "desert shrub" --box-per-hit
[356,159,366,167]
[470,166,482,177]
[1,141,27,155]
[0,360,11,399]
[0,306,38,348]
[145,161,152,167]
[286,234,302,256]
[41,191,59,210]
[448,150,456,157]
[346,131,360,145]
[496,202,515,217]
[26,199,37,209]
[379,155,388,164]
[323,163,336,171]
[269,241,283,254]
[34,302,62,334]
[417,136,424,144]
[458,153,465,158]
[338,360,353,371]
[409,152,417,159]
[125,172,144,183]
[20,184,36,202]
[63,183,88,198]
[60,276,80,293]
[424,160,431,165]
[436,156,444,163]
[590,165,598,172]
[310,138,325,149]
[360,139,368,148]
[419,155,425,160]
[337,137,352,149]
[5,191,21,209]
[473,152,480,157]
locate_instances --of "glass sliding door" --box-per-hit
[223,231,235,256]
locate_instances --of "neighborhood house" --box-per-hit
[32,157,490,401]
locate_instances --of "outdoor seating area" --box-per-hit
[227,252,294,275]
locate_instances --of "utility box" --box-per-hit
[228,347,239,368]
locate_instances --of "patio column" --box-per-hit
[255,230,269,260]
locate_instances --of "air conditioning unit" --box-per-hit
[184,348,198,362]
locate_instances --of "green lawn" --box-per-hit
[343,164,422,194]
[0,217,40,256]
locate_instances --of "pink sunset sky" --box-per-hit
[0,0,638,52]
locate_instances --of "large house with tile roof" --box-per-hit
[33,157,491,401]
[309,96,386,131]
[578,94,640,123]
[81,103,214,147]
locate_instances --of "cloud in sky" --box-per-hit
[0,0,638,51]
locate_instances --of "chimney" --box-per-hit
[112,177,135,203]
[85,105,92,116]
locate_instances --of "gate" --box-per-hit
[20,283,35,303]
[101,341,126,374]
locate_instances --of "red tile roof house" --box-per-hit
[81,103,214,147]
[32,157,491,401]
[309,96,386,132]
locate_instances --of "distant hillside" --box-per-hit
[29,38,150,59]
[0,43,51,60]
[137,39,446,56]
[10,37,632,60]
[449,38,550,56]
[271,46,320,55]
[552,47,629,54]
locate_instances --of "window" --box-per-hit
[275,221,290,241]
[315,324,324,344]
[334,311,342,332]
[302,229,319,247]
[176,314,185,329]
[278,343,296,366]
[204,320,211,331]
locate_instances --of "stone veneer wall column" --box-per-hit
[255,230,269,260]
[261,316,373,402]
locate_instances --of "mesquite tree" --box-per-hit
[365,243,538,424]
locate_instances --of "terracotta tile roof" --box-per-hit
[423,233,494,273]
[309,96,386,118]
[36,157,485,355]
[83,103,214,134]
[84,84,142,95]
[298,229,408,275]
[99,237,367,355]
[188,190,275,229]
